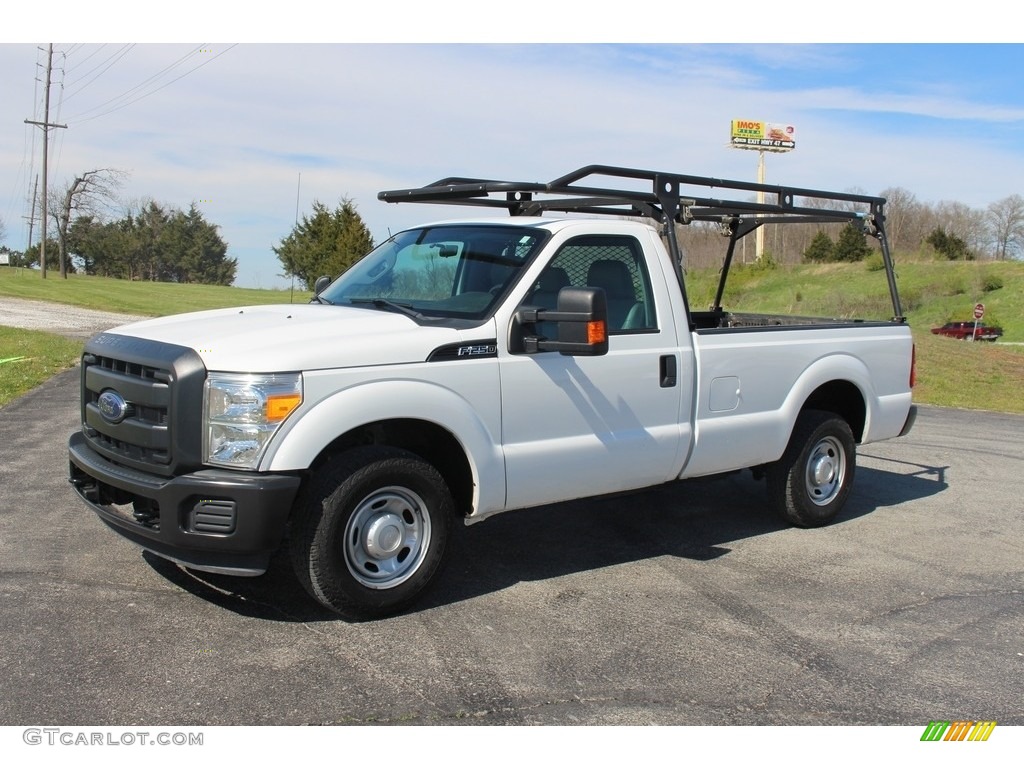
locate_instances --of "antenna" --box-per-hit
[290,171,300,303]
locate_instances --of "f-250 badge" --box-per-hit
[457,345,497,357]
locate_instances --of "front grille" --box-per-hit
[80,333,207,476]
[84,355,172,466]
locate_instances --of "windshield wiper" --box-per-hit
[348,297,426,320]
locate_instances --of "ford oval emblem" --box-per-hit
[97,390,130,424]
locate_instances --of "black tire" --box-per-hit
[290,446,453,619]
[767,409,856,528]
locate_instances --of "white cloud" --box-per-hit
[3,43,1024,287]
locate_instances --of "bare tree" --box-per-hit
[932,200,989,259]
[0,214,7,245]
[879,187,923,254]
[986,194,1024,261]
[49,169,127,278]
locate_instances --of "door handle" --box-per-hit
[660,355,677,388]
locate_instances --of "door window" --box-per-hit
[524,235,656,333]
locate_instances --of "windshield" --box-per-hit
[318,224,548,320]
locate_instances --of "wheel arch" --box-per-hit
[309,418,475,518]
[264,380,506,518]
[782,354,875,444]
[801,379,866,442]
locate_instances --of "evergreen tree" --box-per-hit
[66,201,235,284]
[803,230,835,263]
[833,222,872,262]
[274,199,374,290]
[162,204,237,284]
[925,227,971,261]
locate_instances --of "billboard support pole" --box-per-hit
[756,150,766,262]
[728,120,795,264]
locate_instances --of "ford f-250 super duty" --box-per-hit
[69,165,916,619]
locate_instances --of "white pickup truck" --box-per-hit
[68,165,916,618]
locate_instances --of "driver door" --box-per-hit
[497,231,691,510]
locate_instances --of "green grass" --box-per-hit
[0,326,84,409]
[912,331,1024,414]
[686,259,1024,341]
[0,268,311,316]
[2,261,1023,413]
[685,258,1024,414]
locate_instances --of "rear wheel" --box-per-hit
[290,446,453,619]
[767,409,856,528]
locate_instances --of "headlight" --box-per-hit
[203,373,302,469]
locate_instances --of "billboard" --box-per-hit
[730,120,796,151]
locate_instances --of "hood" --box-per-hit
[104,304,471,372]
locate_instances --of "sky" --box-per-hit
[3,3,1024,288]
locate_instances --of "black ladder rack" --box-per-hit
[378,164,903,322]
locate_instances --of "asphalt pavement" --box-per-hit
[0,365,1021,726]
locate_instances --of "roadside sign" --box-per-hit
[974,303,985,320]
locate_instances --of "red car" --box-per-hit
[931,321,1003,341]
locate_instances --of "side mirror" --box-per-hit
[513,286,609,356]
[313,275,332,296]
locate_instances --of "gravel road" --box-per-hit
[0,296,148,338]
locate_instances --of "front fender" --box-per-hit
[263,377,506,517]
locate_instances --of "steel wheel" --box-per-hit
[290,446,453,619]
[343,485,431,589]
[768,409,856,528]
[803,435,847,507]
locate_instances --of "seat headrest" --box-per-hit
[538,267,570,292]
[587,260,634,299]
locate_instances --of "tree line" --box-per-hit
[5,176,1023,287]
[64,201,237,284]
[677,190,1024,268]
[269,189,1024,293]
[3,168,236,286]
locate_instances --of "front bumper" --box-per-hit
[69,431,302,576]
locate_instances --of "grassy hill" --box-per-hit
[0,267,311,315]
[686,258,1024,414]
[2,261,1023,412]
[686,258,1022,339]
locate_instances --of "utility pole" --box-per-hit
[23,174,39,268]
[24,44,67,279]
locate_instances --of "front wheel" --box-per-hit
[767,410,856,528]
[290,446,453,619]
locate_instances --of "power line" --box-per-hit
[63,43,107,74]
[63,44,134,101]
[65,44,208,122]
[3,56,40,241]
[58,43,83,59]
[70,44,238,125]
[51,58,68,186]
